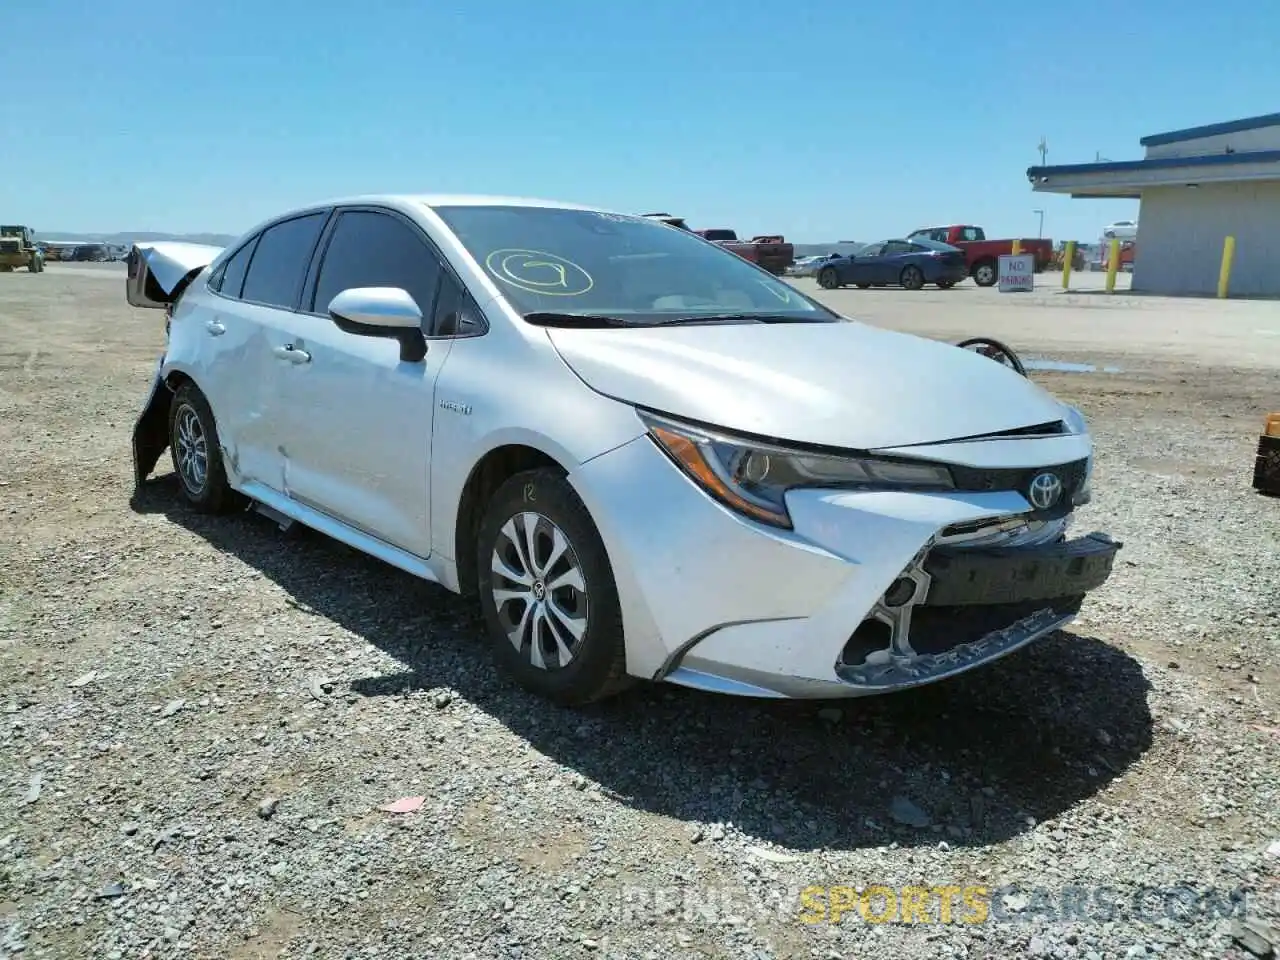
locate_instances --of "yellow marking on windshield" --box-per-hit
[484,248,594,296]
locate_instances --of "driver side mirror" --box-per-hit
[328,287,427,363]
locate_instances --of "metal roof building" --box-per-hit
[1027,112,1280,297]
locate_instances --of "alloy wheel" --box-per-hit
[490,511,589,670]
[174,403,208,494]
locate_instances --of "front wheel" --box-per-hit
[817,267,841,290]
[900,265,925,290]
[476,469,631,706]
[168,383,241,513]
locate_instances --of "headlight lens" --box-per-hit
[640,411,954,529]
[1062,403,1089,435]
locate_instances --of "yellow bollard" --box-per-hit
[1217,235,1235,298]
[1011,239,1022,256]
[1105,238,1120,293]
[1062,240,1076,289]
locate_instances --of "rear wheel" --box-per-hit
[476,469,631,706]
[900,265,925,290]
[971,260,997,286]
[817,267,841,290]
[168,383,241,513]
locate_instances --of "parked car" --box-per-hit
[127,194,1119,706]
[906,225,1054,286]
[1102,220,1138,240]
[815,238,969,290]
[787,253,842,278]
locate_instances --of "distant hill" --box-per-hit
[35,231,237,247]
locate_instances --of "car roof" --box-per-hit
[312,193,613,213]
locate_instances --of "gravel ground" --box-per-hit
[2,266,1278,960]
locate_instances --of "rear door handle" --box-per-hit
[206,320,225,336]
[272,344,312,364]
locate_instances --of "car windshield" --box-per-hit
[431,205,839,325]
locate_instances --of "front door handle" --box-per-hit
[272,344,312,364]
[206,320,226,336]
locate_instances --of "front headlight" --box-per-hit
[1062,403,1089,435]
[639,410,954,529]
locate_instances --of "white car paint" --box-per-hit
[127,194,1120,704]
[1102,220,1138,240]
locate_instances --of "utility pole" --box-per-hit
[1034,209,1045,238]
[1038,136,1048,166]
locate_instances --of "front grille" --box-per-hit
[949,457,1088,496]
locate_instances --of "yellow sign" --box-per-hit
[798,885,990,925]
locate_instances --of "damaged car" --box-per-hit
[127,194,1121,705]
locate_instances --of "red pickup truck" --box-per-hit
[907,225,1054,287]
[639,216,796,275]
[695,228,795,275]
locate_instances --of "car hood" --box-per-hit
[545,321,1069,450]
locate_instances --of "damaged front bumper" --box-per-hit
[833,531,1121,691]
[568,433,1123,700]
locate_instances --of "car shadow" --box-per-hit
[130,475,1155,853]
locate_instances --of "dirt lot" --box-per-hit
[2,264,1278,959]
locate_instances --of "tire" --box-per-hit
[954,337,1028,377]
[855,282,871,289]
[476,469,631,706]
[817,267,841,290]
[900,265,925,290]
[168,382,240,513]
[971,260,997,287]
[937,280,955,290]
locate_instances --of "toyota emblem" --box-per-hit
[1028,471,1064,510]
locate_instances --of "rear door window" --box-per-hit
[240,213,328,309]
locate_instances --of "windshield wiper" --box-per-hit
[654,313,823,326]
[652,313,767,326]
[523,312,633,328]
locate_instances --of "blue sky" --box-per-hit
[3,0,1276,244]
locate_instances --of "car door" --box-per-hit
[192,234,273,483]
[849,242,884,284]
[880,240,914,282]
[221,211,331,492]
[265,207,457,558]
